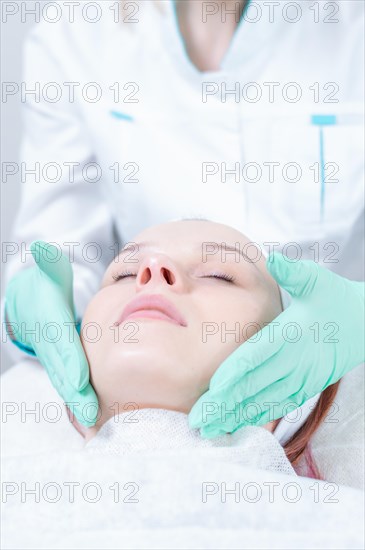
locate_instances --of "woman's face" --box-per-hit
[81,220,282,424]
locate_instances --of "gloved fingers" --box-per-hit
[30,240,74,308]
[29,311,90,392]
[211,351,296,407]
[196,376,299,437]
[208,321,287,391]
[234,382,308,428]
[56,325,91,391]
[49,304,90,390]
[40,357,98,427]
[50,374,98,427]
[31,240,71,280]
[267,252,320,298]
[4,269,33,330]
[226,387,313,436]
[238,393,307,431]
[33,344,64,389]
[63,382,99,427]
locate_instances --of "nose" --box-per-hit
[136,253,185,292]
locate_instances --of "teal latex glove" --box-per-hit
[5,241,98,427]
[189,253,365,438]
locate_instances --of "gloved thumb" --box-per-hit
[266,252,320,298]
[30,240,74,311]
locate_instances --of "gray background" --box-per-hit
[1,13,35,372]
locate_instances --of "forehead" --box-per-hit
[132,220,253,250]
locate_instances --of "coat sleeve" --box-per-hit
[3,21,118,363]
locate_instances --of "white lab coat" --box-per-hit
[4,0,364,363]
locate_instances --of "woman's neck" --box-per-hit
[174,0,247,72]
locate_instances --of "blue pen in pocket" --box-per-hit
[311,114,337,222]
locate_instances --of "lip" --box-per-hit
[116,294,187,327]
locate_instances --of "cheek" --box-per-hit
[200,290,263,342]
[193,292,267,384]
[81,293,119,373]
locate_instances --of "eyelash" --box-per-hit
[206,272,236,283]
[112,270,135,282]
[112,271,236,283]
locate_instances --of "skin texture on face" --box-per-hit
[80,220,282,436]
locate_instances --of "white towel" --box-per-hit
[85,408,295,476]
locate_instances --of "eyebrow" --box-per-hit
[118,241,259,268]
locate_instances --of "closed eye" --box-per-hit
[112,271,236,283]
[112,271,136,282]
[203,272,236,283]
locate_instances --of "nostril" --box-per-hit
[140,267,152,285]
[161,267,175,285]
